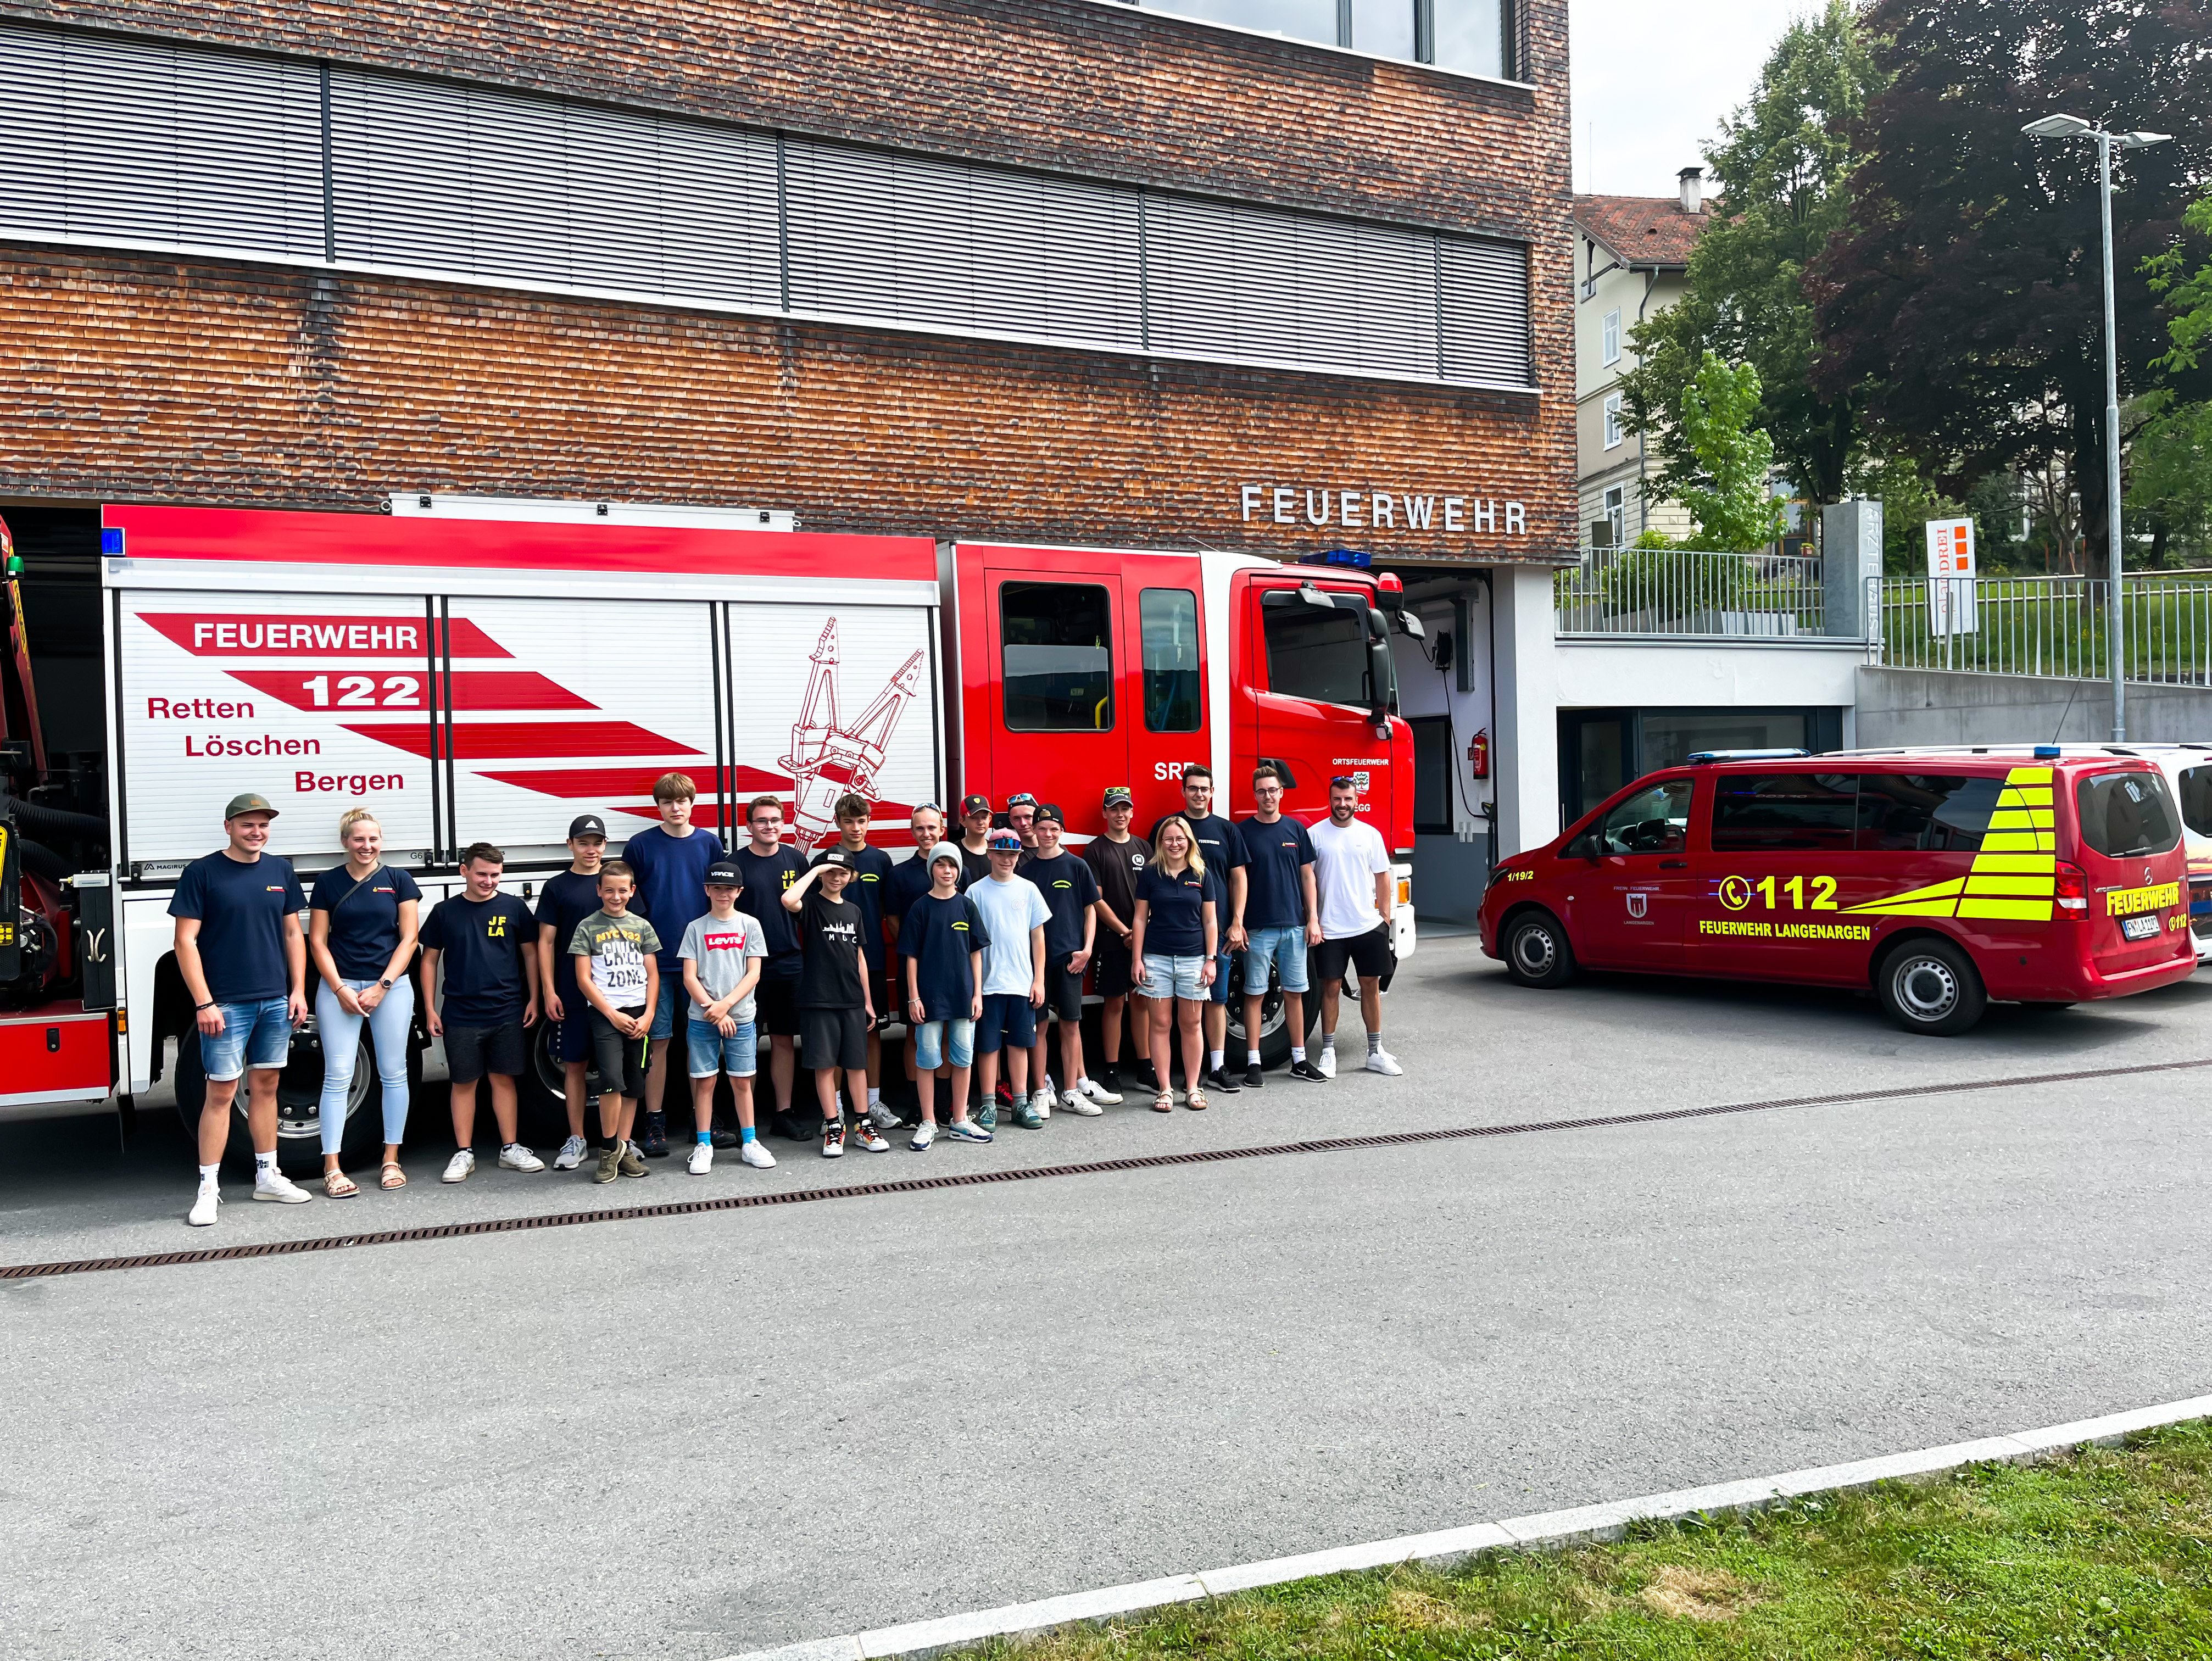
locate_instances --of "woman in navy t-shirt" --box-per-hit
[307,810,422,1194]
[1130,816,1217,1113]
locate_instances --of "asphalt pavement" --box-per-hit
[4,935,2209,1660]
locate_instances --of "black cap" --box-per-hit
[704,861,742,885]
[1034,802,1065,824]
[568,814,608,840]
[818,848,856,870]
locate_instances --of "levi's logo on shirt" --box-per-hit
[702,928,748,953]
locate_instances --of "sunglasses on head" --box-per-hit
[1330,776,1359,788]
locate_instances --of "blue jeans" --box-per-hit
[648,975,680,1041]
[315,978,415,1152]
[915,1017,974,1072]
[1243,926,1311,994]
[200,996,293,1083]
[686,1016,759,1078]
[1208,947,1234,1004]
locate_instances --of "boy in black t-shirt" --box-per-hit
[899,846,992,1149]
[1019,804,1108,1116]
[732,794,812,1140]
[419,843,543,1183]
[535,813,609,1170]
[809,792,899,1133]
[781,849,882,1159]
[1083,784,1150,1096]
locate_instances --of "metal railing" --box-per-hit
[1555,548,1824,638]
[1870,571,2212,685]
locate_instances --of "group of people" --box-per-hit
[170,766,1401,1226]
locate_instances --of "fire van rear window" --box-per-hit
[1855,774,2000,852]
[2076,770,2181,859]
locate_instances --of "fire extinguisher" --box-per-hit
[1468,727,1490,781]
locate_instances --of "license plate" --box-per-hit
[2121,915,2160,941]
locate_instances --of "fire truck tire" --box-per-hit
[1500,908,1576,989]
[1220,949,1316,1071]
[523,1019,603,1142]
[1874,937,1987,1036]
[169,1026,380,1174]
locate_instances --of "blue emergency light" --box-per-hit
[2033,744,2061,759]
[1300,548,1372,568]
[101,528,124,556]
[1686,748,1810,763]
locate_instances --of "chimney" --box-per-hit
[1679,166,1704,214]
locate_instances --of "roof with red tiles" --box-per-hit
[1571,195,1715,269]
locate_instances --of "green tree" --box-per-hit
[1616,0,1876,505]
[1675,352,1789,552]
[2125,397,2212,566]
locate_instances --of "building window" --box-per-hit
[1409,715,1455,833]
[1139,588,1202,732]
[1137,0,1509,79]
[1603,485,1625,549]
[1603,394,1624,449]
[1263,593,1375,709]
[1002,582,1115,732]
[1602,308,1621,365]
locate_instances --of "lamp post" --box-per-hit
[2022,114,2171,740]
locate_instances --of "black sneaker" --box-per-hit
[772,1107,817,1142]
[1289,1058,1328,1083]
[1099,1064,1121,1097]
[1130,1060,1160,1093]
[709,1124,740,1150]
[1205,1066,1241,1095]
[1244,1061,1265,1089]
[638,1110,670,1158]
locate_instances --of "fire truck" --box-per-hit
[0,497,1417,1161]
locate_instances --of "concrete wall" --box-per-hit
[1856,667,2212,746]
[1556,637,1865,728]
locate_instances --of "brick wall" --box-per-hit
[0,250,1573,560]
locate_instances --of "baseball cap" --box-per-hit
[960,793,993,816]
[224,792,277,820]
[1034,802,1065,825]
[928,845,963,870]
[568,813,609,840]
[818,848,856,870]
[1102,785,1133,806]
[1006,791,1038,809]
[986,828,1023,852]
[704,860,743,885]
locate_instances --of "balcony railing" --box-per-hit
[1870,572,2212,685]
[1556,548,1824,639]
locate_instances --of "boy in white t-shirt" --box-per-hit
[679,861,777,1176]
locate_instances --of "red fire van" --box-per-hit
[1478,746,2193,1034]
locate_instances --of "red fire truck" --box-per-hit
[0,498,1417,1158]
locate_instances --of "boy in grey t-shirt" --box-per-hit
[678,861,775,1174]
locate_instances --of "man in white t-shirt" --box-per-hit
[1306,776,1400,1079]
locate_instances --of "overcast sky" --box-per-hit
[1570,0,1818,198]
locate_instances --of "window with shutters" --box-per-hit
[1132,0,1511,79]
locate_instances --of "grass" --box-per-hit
[948,1424,2212,1660]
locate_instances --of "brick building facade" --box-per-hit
[0,0,1573,561]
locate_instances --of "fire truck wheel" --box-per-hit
[523,1020,603,1142]
[1875,937,1987,1036]
[1500,909,1576,989]
[1220,950,1317,1071]
[169,1027,380,1174]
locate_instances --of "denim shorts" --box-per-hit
[1208,948,1233,1004]
[1141,954,1206,1001]
[1242,926,1311,994]
[975,992,1038,1055]
[199,996,293,1083]
[647,976,680,1041]
[686,1016,758,1079]
[915,1017,974,1072]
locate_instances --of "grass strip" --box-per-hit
[951,1423,2212,1659]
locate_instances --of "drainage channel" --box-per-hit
[6,1057,2202,1282]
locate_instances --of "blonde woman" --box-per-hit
[1129,816,1217,1112]
[307,810,421,1194]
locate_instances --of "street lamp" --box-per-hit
[2023,113,2171,741]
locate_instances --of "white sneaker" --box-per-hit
[1062,1087,1101,1117]
[864,1100,904,1133]
[738,1140,777,1169]
[252,1172,311,1204]
[910,1121,937,1151]
[687,1142,713,1175]
[551,1135,589,1170]
[498,1143,545,1173]
[1079,1076,1122,1106]
[1035,1077,1054,1118]
[1317,1047,1338,1080]
[188,1186,219,1227]
[441,1149,476,1184]
[854,1124,892,1153]
[1364,1047,1403,1077]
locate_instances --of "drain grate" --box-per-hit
[5,1056,2202,1281]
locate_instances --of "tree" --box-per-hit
[1616,0,1877,505]
[1808,0,2212,579]
[1675,352,1789,552]
[2126,396,2212,566]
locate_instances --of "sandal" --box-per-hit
[324,1169,360,1199]
[1152,1091,1175,1113]
[380,1162,406,1190]
[1185,1088,1208,1111]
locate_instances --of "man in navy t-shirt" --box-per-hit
[171,792,312,1225]
[1236,762,1322,1088]
[621,772,726,1157]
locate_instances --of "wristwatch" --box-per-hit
[378,978,394,990]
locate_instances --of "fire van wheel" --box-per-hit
[1875,938,1988,1036]
[170,1027,377,1175]
[1501,910,1576,989]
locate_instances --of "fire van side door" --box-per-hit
[1561,773,1697,971]
[976,548,1128,837]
